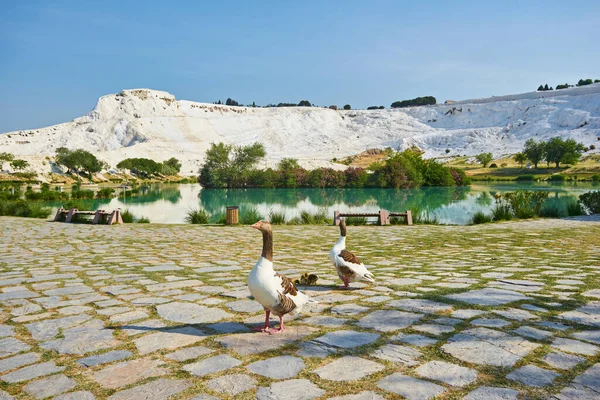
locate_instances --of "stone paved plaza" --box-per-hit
[1,216,600,399]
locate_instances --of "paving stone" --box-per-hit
[388,299,452,314]
[205,373,257,395]
[572,330,600,345]
[328,392,385,400]
[92,358,169,389]
[543,351,585,370]
[54,391,96,400]
[25,314,92,341]
[146,279,204,292]
[572,364,600,393]
[165,345,213,362]
[0,352,40,373]
[391,333,437,347]
[107,378,190,400]
[297,341,337,358]
[357,310,423,332]
[130,297,170,305]
[447,288,530,306]
[513,326,553,340]
[226,299,264,313]
[23,374,76,399]
[536,321,570,331]
[330,303,370,316]
[120,319,167,336]
[471,318,511,328]
[506,365,559,387]
[434,317,462,325]
[156,301,232,323]
[40,320,121,355]
[412,323,455,336]
[554,383,600,400]
[216,326,316,355]
[493,308,539,321]
[313,330,380,349]
[314,356,384,381]
[377,373,445,400]
[452,309,487,319]
[552,337,599,355]
[58,305,93,315]
[560,302,600,327]
[415,360,477,387]
[442,327,540,367]
[206,321,251,333]
[372,344,421,365]
[256,379,325,400]
[0,337,31,358]
[134,326,208,354]
[77,350,133,367]
[301,315,348,327]
[142,265,183,272]
[188,396,219,400]
[109,310,149,323]
[0,390,13,400]
[1,361,65,383]
[463,386,519,400]
[183,354,242,377]
[247,356,305,379]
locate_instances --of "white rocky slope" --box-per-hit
[1,85,599,175]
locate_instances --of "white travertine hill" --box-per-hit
[1,85,599,175]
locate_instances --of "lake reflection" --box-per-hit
[40,182,598,225]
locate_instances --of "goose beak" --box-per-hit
[251,221,261,230]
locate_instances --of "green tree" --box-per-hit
[198,142,266,188]
[298,100,312,107]
[523,139,546,168]
[0,152,14,170]
[277,158,301,188]
[163,157,182,173]
[577,79,594,86]
[10,159,29,171]
[55,148,104,177]
[475,153,493,168]
[343,104,351,110]
[545,137,585,168]
[514,152,527,168]
[556,83,569,90]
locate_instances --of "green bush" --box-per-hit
[566,200,585,216]
[299,209,330,225]
[185,208,210,224]
[471,211,492,224]
[515,175,535,181]
[121,209,135,223]
[62,201,89,210]
[0,200,51,219]
[492,203,513,221]
[345,217,368,225]
[137,216,150,223]
[96,188,115,198]
[539,203,565,218]
[503,190,549,218]
[579,191,600,214]
[548,175,566,182]
[591,175,600,182]
[489,163,498,168]
[71,190,94,199]
[210,213,227,224]
[239,206,263,225]
[268,210,286,224]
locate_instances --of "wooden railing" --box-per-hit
[333,210,412,226]
[54,208,124,225]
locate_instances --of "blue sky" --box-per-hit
[1,0,598,132]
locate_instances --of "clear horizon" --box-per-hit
[1,0,599,133]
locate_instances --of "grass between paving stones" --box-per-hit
[0,218,599,399]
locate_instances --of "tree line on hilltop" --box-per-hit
[537,78,599,92]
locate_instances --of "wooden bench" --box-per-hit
[54,208,124,225]
[333,210,412,226]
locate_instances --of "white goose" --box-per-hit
[248,220,316,334]
[330,219,375,288]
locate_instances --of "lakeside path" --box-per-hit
[1,217,599,399]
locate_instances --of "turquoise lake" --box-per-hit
[38,182,598,225]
